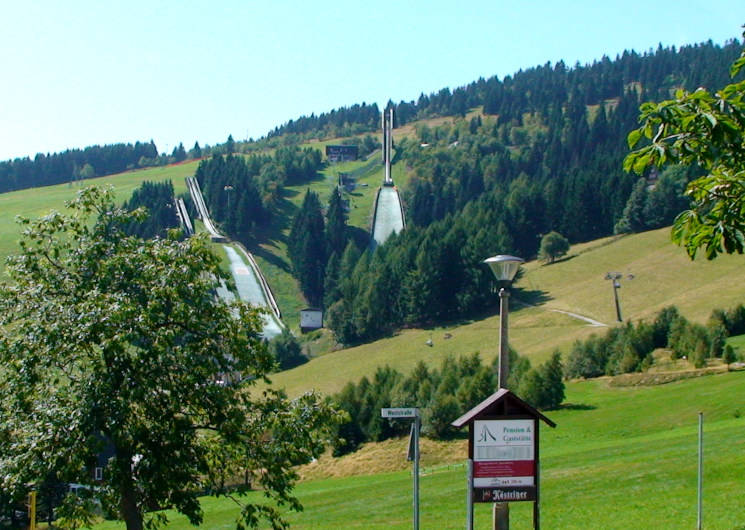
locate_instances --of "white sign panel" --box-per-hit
[381,407,419,418]
[473,419,535,487]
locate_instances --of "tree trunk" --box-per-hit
[120,484,143,530]
[117,455,143,530]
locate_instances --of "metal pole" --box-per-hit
[494,286,511,529]
[493,502,509,529]
[697,412,703,530]
[612,280,622,322]
[467,459,474,530]
[498,287,510,389]
[534,441,540,530]
[414,415,420,530]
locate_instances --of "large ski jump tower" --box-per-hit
[382,107,394,186]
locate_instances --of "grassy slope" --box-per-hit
[266,226,745,398]
[0,162,196,276]
[521,229,745,324]
[96,371,745,529]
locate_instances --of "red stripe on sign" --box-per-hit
[474,460,535,478]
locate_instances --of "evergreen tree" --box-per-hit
[288,190,327,307]
[615,177,649,233]
[325,187,348,257]
[537,351,565,409]
[190,141,202,159]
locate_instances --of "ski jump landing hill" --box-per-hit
[185,175,283,339]
[370,108,406,247]
[186,176,226,242]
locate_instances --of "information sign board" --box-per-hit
[472,419,535,502]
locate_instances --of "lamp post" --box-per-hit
[484,254,523,530]
[484,255,524,389]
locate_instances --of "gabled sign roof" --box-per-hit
[451,388,556,429]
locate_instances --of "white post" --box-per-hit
[413,415,420,530]
[498,287,510,389]
[467,459,474,530]
[697,412,703,530]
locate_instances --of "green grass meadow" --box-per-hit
[266,225,745,398]
[95,371,745,529]
[0,163,196,277]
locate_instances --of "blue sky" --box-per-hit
[1,1,743,161]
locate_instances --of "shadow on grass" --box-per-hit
[557,403,597,411]
[287,169,327,187]
[246,242,291,274]
[513,288,552,307]
[541,253,577,266]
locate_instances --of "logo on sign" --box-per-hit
[477,424,498,442]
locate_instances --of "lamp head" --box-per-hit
[484,255,524,285]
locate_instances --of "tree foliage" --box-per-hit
[268,328,307,371]
[538,231,570,263]
[625,31,745,259]
[0,141,159,193]
[288,190,326,307]
[331,351,564,455]
[0,187,340,530]
[565,303,745,378]
[122,180,180,239]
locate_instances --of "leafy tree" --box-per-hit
[422,392,460,439]
[625,33,745,259]
[723,344,738,365]
[331,382,365,456]
[538,231,570,263]
[517,369,545,409]
[268,328,307,370]
[0,187,339,530]
[518,353,564,409]
[80,162,95,179]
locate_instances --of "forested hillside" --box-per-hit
[264,40,743,143]
[5,38,743,348]
[318,38,745,343]
[168,37,745,346]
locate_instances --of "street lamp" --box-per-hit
[224,185,234,213]
[484,255,524,390]
[484,254,524,529]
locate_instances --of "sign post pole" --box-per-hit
[413,415,420,530]
[697,412,703,530]
[467,459,474,530]
[381,408,420,530]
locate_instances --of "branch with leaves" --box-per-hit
[625,29,745,259]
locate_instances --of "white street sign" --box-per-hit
[381,407,419,418]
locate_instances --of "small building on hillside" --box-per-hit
[300,308,323,333]
[326,145,358,162]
